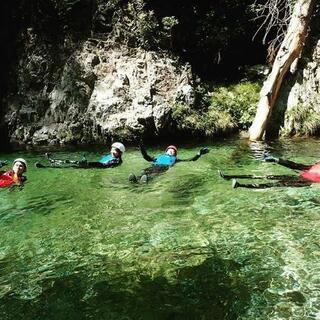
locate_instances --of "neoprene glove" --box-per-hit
[264,155,279,163]
[199,147,210,155]
[0,160,8,168]
[78,154,88,166]
[80,154,87,162]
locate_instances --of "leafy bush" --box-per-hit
[283,103,320,136]
[209,81,261,130]
[111,0,179,50]
[172,104,235,136]
[172,81,260,136]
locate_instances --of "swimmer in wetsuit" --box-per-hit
[42,142,125,169]
[129,144,209,183]
[220,155,320,189]
[0,158,27,189]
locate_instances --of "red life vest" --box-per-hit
[0,171,16,188]
[300,163,320,183]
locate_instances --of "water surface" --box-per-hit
[0,138,320,319]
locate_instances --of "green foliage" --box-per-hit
[111,0,179,49]
[283,103,320,136]
[162,16,179,32]
[171,81,261,136]
[160,16,179,48]
[209,82,261,130]
[125,0,159,48]
[172,104,235,136]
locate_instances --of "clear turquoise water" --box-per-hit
[0,138,320,319]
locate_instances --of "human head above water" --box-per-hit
[13,158,27,175]
[165,145,177,156]
[111,142,125,157]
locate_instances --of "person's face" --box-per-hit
[166,148,177,156]
[13,161,26,175]
[111,147,121,158]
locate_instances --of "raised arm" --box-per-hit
[264,155,311,170]
[177,147,210,162]
[140,144,155,162]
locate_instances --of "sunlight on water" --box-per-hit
[0,138,320,319]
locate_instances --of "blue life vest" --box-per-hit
[154,154,177,167]
[99,154,117,165]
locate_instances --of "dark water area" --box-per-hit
[0,138,320,319]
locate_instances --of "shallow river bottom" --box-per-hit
[0,138,320,319]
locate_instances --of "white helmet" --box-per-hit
[13,158,28,171]
[111,142,125,153]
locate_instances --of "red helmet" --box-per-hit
[165,145,178,154]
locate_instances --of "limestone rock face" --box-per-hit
[282,39,320,135]
[287,41,320,108]
[5,35,194,146]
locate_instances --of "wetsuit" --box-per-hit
[135,145,203,181]
[80,154,122,168]
[227,158,318,189]
[0,171,27,188]
[46,153,122,169]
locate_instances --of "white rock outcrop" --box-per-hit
[6,38,194,146]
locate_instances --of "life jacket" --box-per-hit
[99,154,119,165]
[0,171,17,188]
[300,163,320,183]
[153,154,177,167]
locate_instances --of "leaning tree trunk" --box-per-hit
[249,0,315,141]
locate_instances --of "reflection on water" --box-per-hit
[0,138,320,319]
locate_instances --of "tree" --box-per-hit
[249,0,315,141]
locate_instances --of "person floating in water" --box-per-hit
[219,155,320,189]
[0,158,27,188]
[129,144,209,183]
[36,142,125,169]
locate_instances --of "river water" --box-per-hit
[0,138,320,319]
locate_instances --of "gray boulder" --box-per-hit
[6,36,194,146]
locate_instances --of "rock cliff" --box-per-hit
[269,15,320,137]
[4,29,194,147]
[282,38,320,135]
